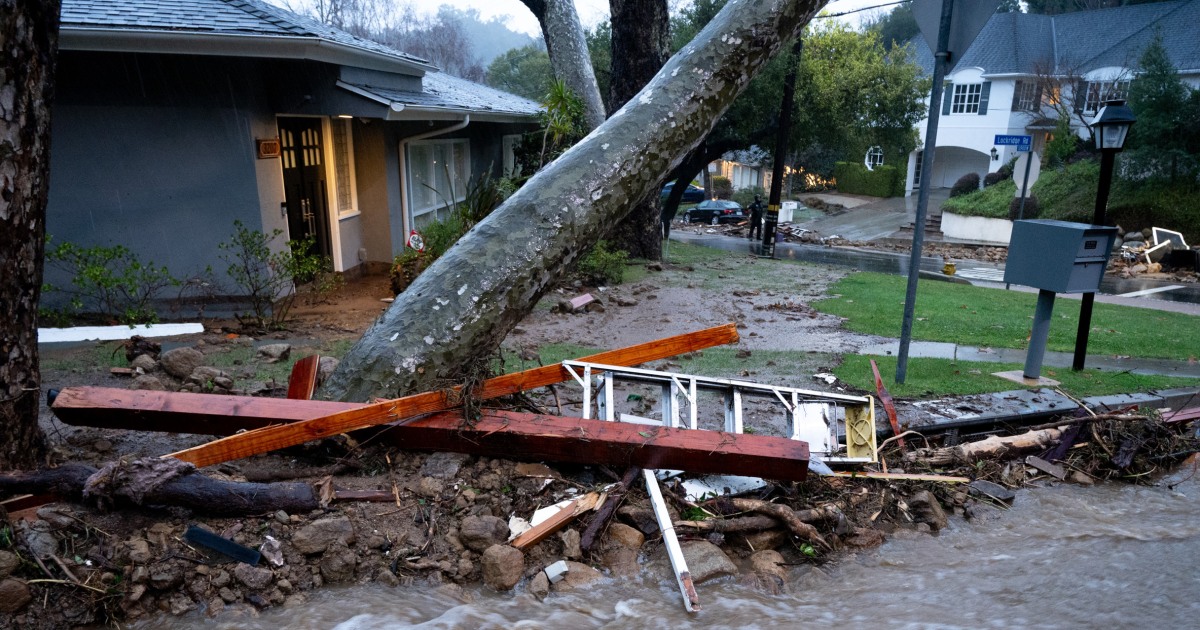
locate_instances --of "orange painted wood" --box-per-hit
[389,409,810,481]
[166,324,739,467]
[51,387,359,436]
[870,359,905,449]
[510,493,600,550]
[286,355,321,400]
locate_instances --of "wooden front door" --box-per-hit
[278,118,332,258]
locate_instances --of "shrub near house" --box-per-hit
[833,162,902,197]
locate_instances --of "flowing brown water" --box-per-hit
[161,471,1200,629]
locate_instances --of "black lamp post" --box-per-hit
[1072,99,1136,371]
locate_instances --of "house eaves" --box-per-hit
[337,74,542,124]
[60,27,437,75]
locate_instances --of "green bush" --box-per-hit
[219,221,329,330]
[711,176,734,199]
[832,162,901,197]
[950,172,981,198]
[1008,194,1040,221]
[575,240,628,286]
[732,186,767,207]
[942,179,1015,219]
[43,240,179,325]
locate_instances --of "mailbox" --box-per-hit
[1004,219,1118,293]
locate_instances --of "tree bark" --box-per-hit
[0,0,59,470]
[603,0,670,260]
[520,0,607,130]
[323,0,825,403]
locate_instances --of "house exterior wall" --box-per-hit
[47,52,280,300]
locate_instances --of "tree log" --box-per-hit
[676,514,779,533]
[904,427,1065,466]
[724,498,829,547]
[0,463,321,516]
[580,465,641,552]
[520,0,607,130]
[323,0,825,402]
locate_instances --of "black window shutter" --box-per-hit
[979,81,991,115]
[942,82,953,115]
[1011,80,1023,110]
[1073,80,1085,114]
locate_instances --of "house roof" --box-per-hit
[339,72,542,122]
[60,0,437,74]
[911,0,1200,77]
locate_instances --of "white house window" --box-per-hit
[865,146,884,171]
[912,150,924,187]
[1083,80,1130,115]
[409,138,471,227]
[952,83,983,114]
[330,118,358,217]
[502,134,522,178]
[1013,80,1042,112]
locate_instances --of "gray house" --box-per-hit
[50,0,539,296]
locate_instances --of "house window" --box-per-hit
[1083,80,1130,115]
[913,150,923,187]
[952,83,983,114]
[1012,80,1042,112]
[502,134,522,178]
[330,119,358,217]
[408,138,471,226]
[865,146,884,171]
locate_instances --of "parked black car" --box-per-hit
[661,182,706,203]
[683,200,745,225]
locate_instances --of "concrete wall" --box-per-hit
[941,212,1013,245]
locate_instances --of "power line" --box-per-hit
[816,0,910,19]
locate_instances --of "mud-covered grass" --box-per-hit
[815,271,1200,361]
[661,241,844,295]
[835,354,1197,399]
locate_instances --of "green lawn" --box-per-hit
[814,271,1199,361]
[835,354,1197,399]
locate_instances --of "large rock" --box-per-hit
[747,550,788,594]
[292,516,355,555]
[551,561,603,592]
[0,551,19,578]
[907,490,949,532]
[233,563,274,590]
[319,542,358,583]
[130,354,158,372]
[600,546,639,578]
[19,521,57,559]
[559,529,581,560]
[480,545,524,591]
[130,374,167,391]
[256,344,292,363]
[606,523,644,550]
[160,347,205,379]
[459,515,509,552]
[0,578,31,613]
[679,540,737,584]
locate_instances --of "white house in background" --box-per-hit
[904,0,1200,195]
[709,148,770,192]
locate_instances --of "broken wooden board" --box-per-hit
[510,492,601,550]
[286,355,321,401]
[832,471,970,483]
[870,359,904,449]
[50,324,738,467]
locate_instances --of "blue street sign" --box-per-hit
[995,134,1032,151]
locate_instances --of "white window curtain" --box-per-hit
[409,138,471,225]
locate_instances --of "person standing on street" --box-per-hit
[747,194,765,240]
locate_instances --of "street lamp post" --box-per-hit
[1072,99,1136,371]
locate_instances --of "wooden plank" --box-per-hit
[870,359,905,449]
[382,409,809,481]
[1163,406,1200,424]
[510,492,600,550]
[286,355,321,400]
[51,387,359,436]
[832,470,970,483]
[164,324,739,468]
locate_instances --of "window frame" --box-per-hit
[1083,80,1130,116]
[864,146,884,171]
[1013,80,1041,112]
[951,83,983,114]
[329,118,360,220]
[407,137,472,226]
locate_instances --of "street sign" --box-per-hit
[1012,151,1041,197]
[995,134,1032,151]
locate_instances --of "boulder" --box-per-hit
[0,551,19,578]
[0,578,32,613]
[292,516,355,555]
[130,354,158,372]
[459,515,510,552]
[559,529,582,560]
[233,563,274,590]
[528,571,550,600]
[550,561,603,591]
[606,523,644,550]
[318,542,358,583]
[256,344,292,363]
[906,490,949,532]
[130,374,167,391]
[480,545,524,591]
[600,546,639,578]
[747,550,788,594]
[419,452,468,481]
[160,347,205,379]
[679,540,737,584]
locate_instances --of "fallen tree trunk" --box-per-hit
[0,463,321,516]
[904,427,1065,467]
[322,0,826,402]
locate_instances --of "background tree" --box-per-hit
[518,0,607,130]
[1126,32,1197,181]
[1,0,59,469]
[486,44,553,101]
[603,0,670,259]
[862,3,918,51]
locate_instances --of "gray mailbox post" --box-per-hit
[1004,220,1118,378]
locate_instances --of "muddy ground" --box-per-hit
[3,240,1187,628]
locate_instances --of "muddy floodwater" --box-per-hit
[163,471,1200,629]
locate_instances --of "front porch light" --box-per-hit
[1090,99,1136,151]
